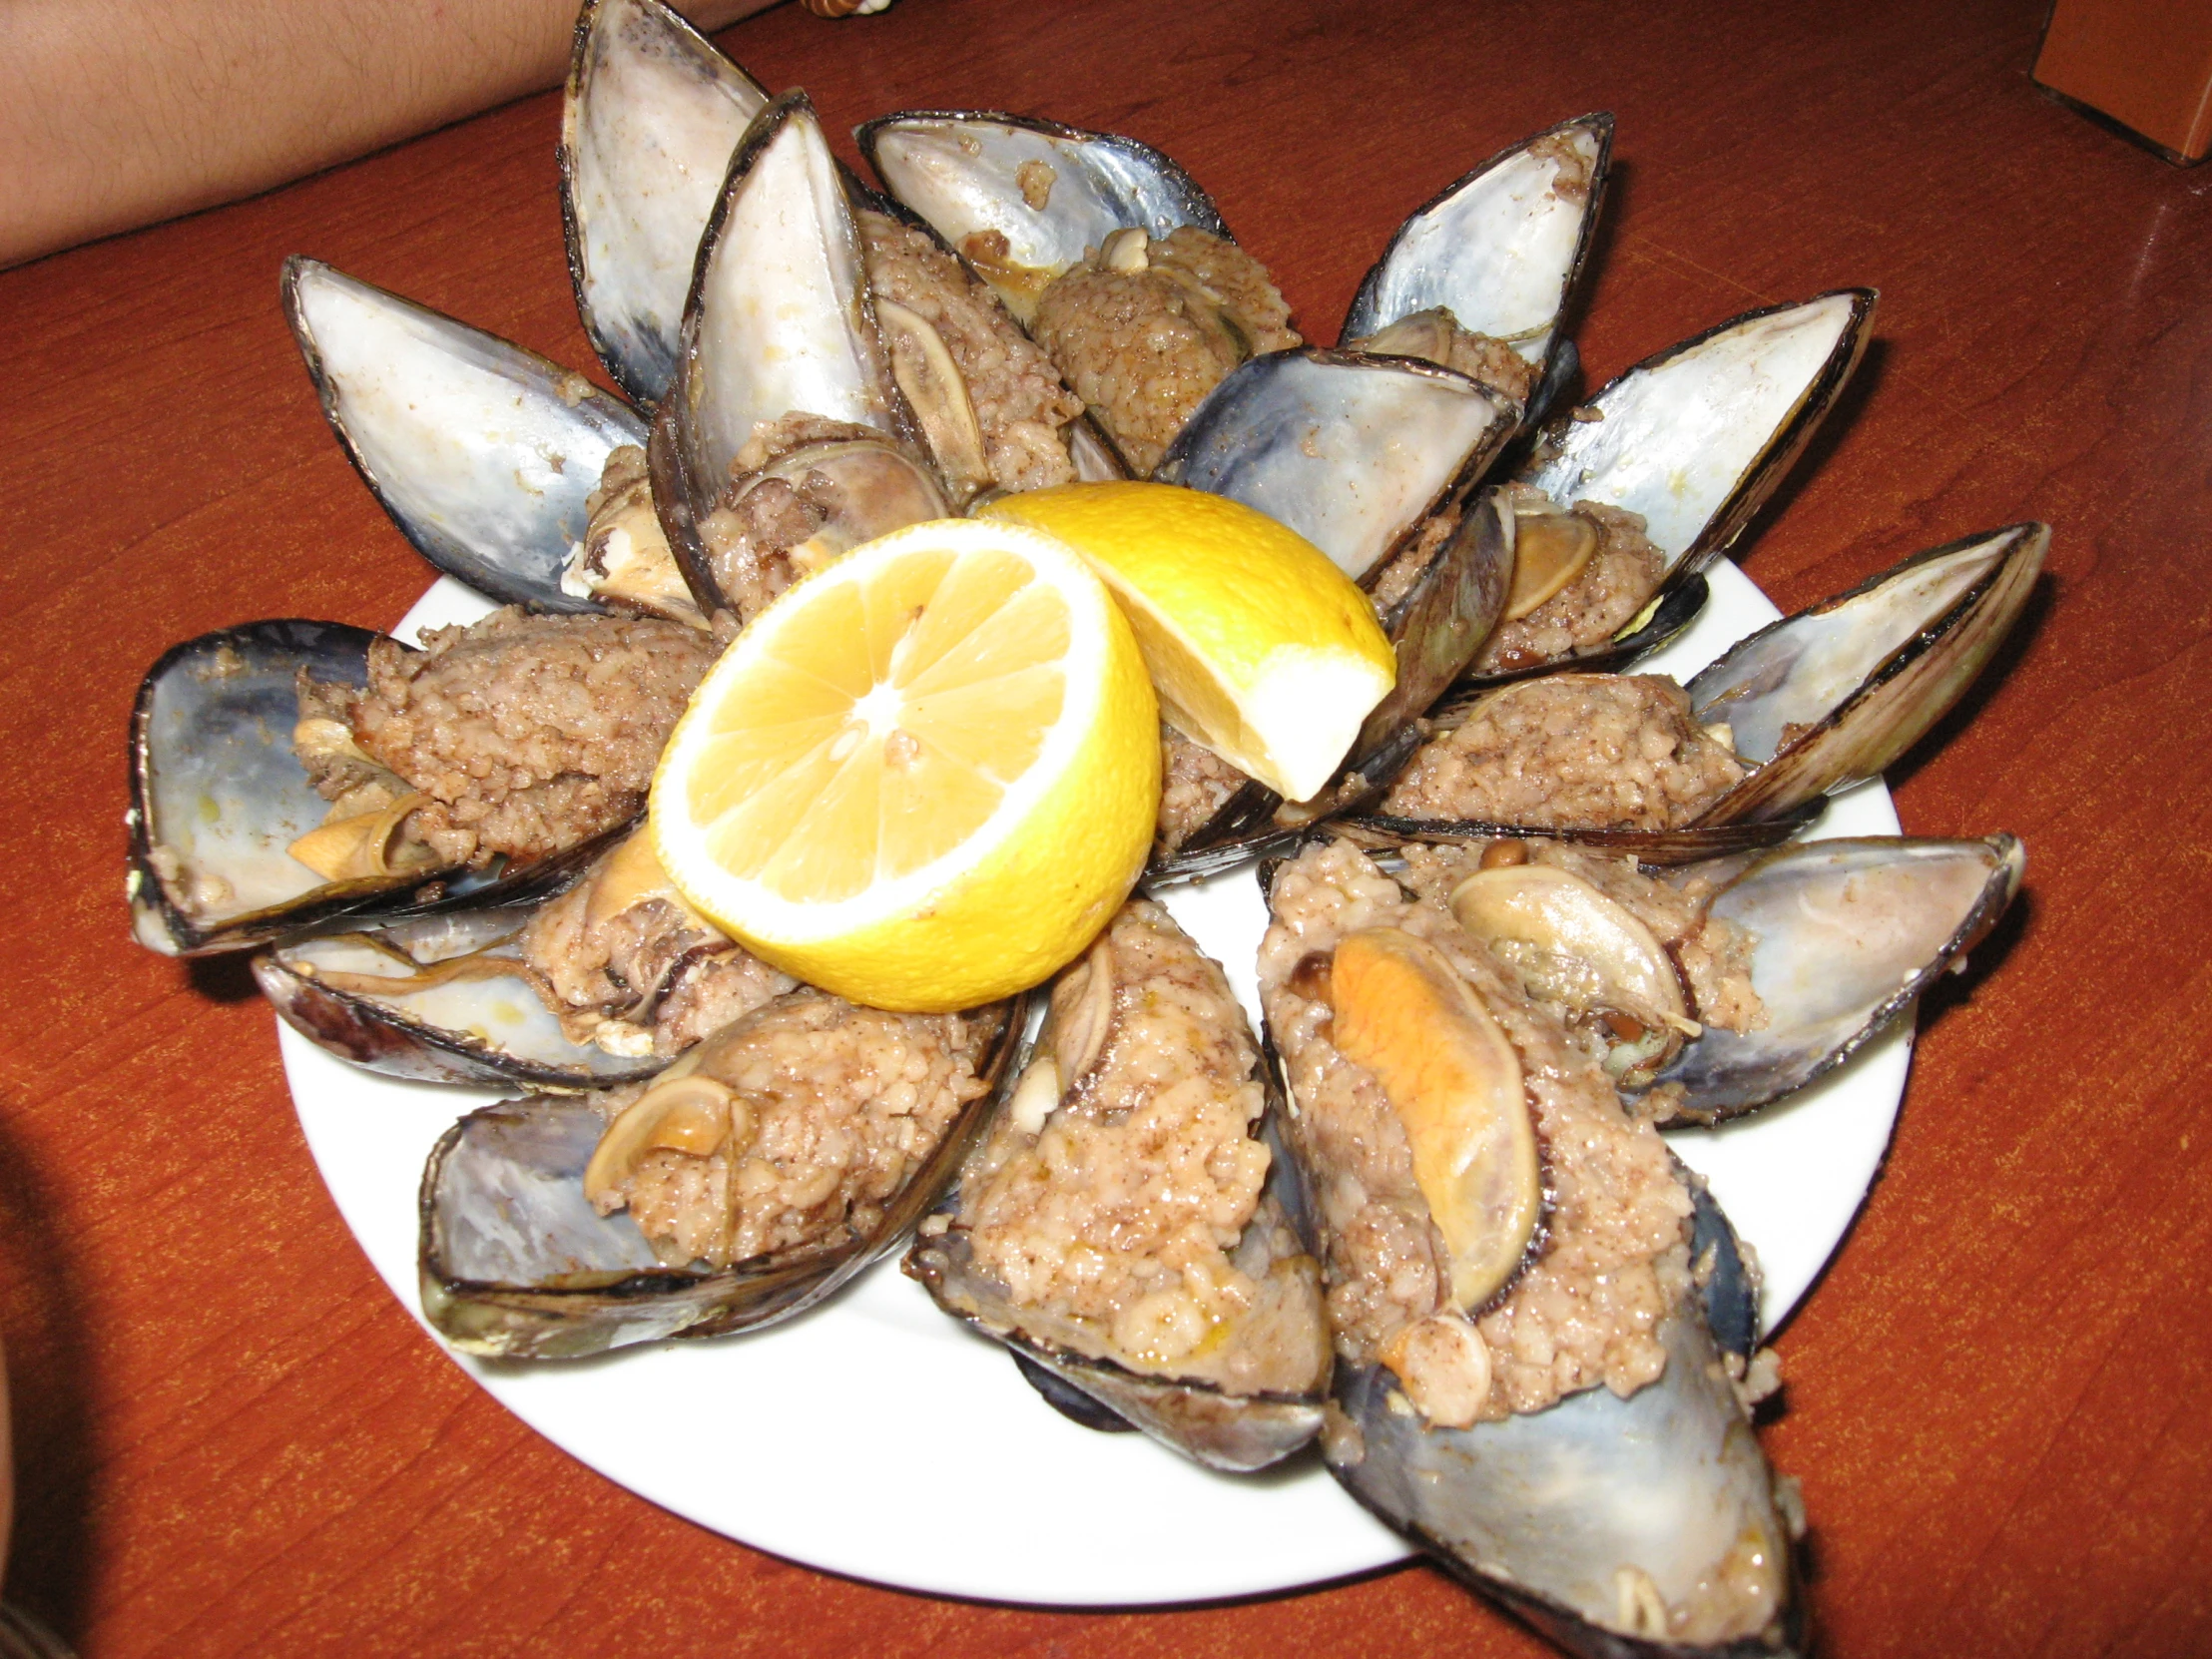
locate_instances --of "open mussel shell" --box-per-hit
[1465,288,1877,686]
[1362,521,2046,863]
[1341,112,1613,410]
[128,621,624,955]
[672,92,910,464]
[1152,491,1516,883]
[1687,522,2047,826]
[255,905,666,1092]
[1331,1269,1803,1659]
[907,1035,1327,1473]
[1330,1174,1796,1659]
[559,0,772,407]
[1156,348,1514,583]
[420,990,1031,1361]
[1527,288,1877,574]
[856,110,1229,322]
[1348,830,2023,1123]
[282,259,645,613]
[648,91,945,618]
[1652,834,2024,1122]
[131,620,390,955]
[1254,842,1802,1654]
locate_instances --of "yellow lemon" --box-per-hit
[982,481,1396,802]
[649,518,1159,1012]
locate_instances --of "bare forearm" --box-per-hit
[0,0,775,269]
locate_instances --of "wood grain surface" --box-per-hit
[3,0,2208,1653]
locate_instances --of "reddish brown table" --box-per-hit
[4,0,2208,1652]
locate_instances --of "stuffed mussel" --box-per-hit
[1339,112,1614,427]
[859,108,1303,474]
[1464,288,1877,683]
[257,826,796,1089]
[1371,831,2023,1124]
[421,986,1027,1360]
[646,92,949,626]
[1367,521,2047,860]
[255,904,670,1091]
[640,92,1114,625]
[128,610,707,954]
[1259,837,1806,1655]
[906,899,1330,1470]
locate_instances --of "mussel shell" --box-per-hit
[650,91,944,618]
[255,905,667,1092]
[1334,829,2022,1125]
[1151,491,1517,882]
[993,1303,1326,1471]
[131,619,388,955]
[908,1037,1328,1473]
[1356,487,1518,757]
[1525,288,1876,574]
[1330,1305,1803,1659]
[1461,289,1876,688]
[1150,781,1301,884]
[1332,798,1827,868]
[686,93,910,462]
[129,620,627,955]
[1652,833,2024,1121]
[1341,112,1614,389]
[282,259,645,613]
[1682,1166,1763,1365]
[856,110,1230,318]
[559,0,772,407]
[1156,348,1514,583]
[1687,522,2047,827]
[419,991,1030,1361]
[1375,521,2044,861]
[1255,843,1803,1655]
[1520,333,1580,433]
[1010,1353,1141,1432]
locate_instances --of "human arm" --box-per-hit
[0,0,779,269]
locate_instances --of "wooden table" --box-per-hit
[5,0,2207,1651]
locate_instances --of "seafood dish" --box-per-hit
[124,0,2049,1642]
[908,898,1331,1471]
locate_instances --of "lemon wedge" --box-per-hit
[981,481,1396,802]
[649,518,1158,1012]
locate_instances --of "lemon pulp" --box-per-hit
[982,482,1395,802]
[651,518,1158,1012]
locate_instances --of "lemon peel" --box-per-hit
[650,517,1158,1012]
[982,482,1394,801]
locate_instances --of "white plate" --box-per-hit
[286,558,1906,1606]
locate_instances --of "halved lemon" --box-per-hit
[981,481,1396,802]
[649,518,1159,1012]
